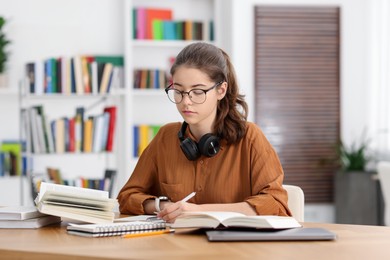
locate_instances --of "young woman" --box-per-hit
[117,42,291,222]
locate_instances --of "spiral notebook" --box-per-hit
[67,220,167,237]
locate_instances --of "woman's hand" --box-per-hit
[157,201,199,223]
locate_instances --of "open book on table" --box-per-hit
[170,212,302,229]
[35,182,119,224]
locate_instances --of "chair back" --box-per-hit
[377,161,390,225]
[283,184,305,222]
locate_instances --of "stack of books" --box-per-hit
[0,206,61,229]
[35,182,119,224]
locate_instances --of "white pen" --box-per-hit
[181,191,196,202]
[154,192,196,214]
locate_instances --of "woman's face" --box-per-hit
[171,66,226,130]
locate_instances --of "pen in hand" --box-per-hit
[181,191,196,202]
[154,192,196,215]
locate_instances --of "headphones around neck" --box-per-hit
[178,122,221,161]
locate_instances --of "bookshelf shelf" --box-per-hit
[123,0,222,177]
[132,40,214,48]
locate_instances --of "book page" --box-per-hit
[37,182,109,202]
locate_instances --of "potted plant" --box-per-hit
[0,16,10,88]
[336,138,370,172]
[334,136,384,225]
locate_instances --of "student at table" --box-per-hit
[117,42,291,222]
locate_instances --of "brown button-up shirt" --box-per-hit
[117,121,291,216]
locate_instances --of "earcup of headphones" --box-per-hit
[180,138,200,161]
[198,133,220,157]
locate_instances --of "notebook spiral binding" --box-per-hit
[67,221,167,237]
[96,222,166,237]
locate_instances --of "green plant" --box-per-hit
[336,138,371,172]
[0,16,10,73]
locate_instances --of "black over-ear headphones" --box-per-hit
[178,122,220,161]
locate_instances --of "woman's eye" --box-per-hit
[192,90,204,95]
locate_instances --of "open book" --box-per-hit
[35,182,118,224]
[171,212,302,229]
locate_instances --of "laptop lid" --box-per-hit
[206,227,337,242]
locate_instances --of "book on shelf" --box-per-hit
[170,212,302,229]
[67,220,167,238]
[0,141,23,176]
[0,215,62,229]
[35,182,119,224]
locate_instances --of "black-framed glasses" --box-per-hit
[165,81,223,104]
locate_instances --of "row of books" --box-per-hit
[25,55,124,95]
[22,105,117,154]
[133,69,169,89]
[133,125,161,157]
[0,140,26,177]
[133,7,214,41]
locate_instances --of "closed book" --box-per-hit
[136,7,146,39]
[152,19,163,40]
[163,21,176,40]
[103,106,117,152]
[145,8,172,39]
[99,63,113,94]
[0,206,46,220]
[0,215,62,229]
[67,221,167,238]
[171,212,302,229]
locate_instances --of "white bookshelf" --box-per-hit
[123,0,223,182]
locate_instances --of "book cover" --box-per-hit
[145,8,172,39]
[171,212,302,229]
[0,215,62,229]
[136,7,146,39]
[34,60,44,95]
[163,21,177,40]
[103,106,117,152]
[0,141,22,176]
[83,116,94,153]
[26,62,35,93]
[94,56,124,67]
[99,63,113,94]
[0,206,46,220]
[152,19,163,40]
[73,55,84,95]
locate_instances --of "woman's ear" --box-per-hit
[217,82,228,100]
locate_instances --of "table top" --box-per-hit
[0,222,389,259]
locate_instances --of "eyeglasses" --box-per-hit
[165,81,223,104]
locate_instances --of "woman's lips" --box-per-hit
[182,110,195,115]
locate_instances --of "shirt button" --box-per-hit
[198,186,202,191]
[200,160,204,164]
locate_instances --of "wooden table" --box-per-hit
[0,222,389,259]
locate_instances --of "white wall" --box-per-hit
[0,0,124,205]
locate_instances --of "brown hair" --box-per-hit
[170,42,248,144]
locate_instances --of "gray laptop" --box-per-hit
[206,227,336,242]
